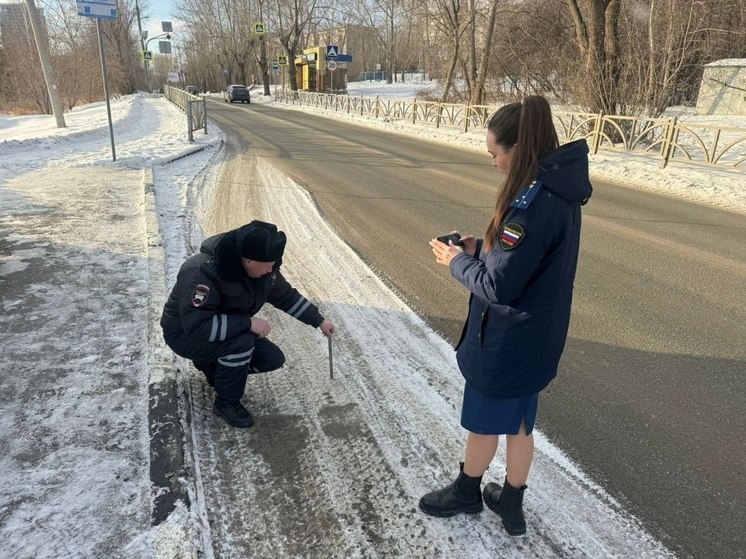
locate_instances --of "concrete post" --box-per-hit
[24,0,65,127]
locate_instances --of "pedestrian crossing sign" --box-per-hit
[278,55,288,66]
[254,22,266,34]
[142,50,153,61]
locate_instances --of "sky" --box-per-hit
[141,0,180,49]
[0,83,742,556]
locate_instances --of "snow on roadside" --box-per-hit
[0,94,221,559]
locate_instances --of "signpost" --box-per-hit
[77,0,116,161]
[326,46,339,92]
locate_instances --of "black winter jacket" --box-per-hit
[161,228,324,343]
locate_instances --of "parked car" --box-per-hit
[185,85,199,95]
[223,84,251,103]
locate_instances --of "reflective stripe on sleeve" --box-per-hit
[291,300,311,318]
[219,313,228,341]
[286,296,306,316]
[209,315,219,342]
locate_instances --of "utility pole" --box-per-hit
[134,0,150,92]
[24,0,65,127]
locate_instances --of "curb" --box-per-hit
[143,167,191,525]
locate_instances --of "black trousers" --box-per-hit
[163,330,285,403]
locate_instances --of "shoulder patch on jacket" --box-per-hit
[499,223,525,251]
[510,180,543,209]
[192,284,210,307]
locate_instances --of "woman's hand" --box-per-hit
[460,235,477,257]
[319,319,336,337]
[250,317,271,338]
[429,237,465,266]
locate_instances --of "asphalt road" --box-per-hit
[205,98,746,559]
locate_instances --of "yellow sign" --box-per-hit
[278,55,288,66]
[142,50,153,61]
[254,22,266,34]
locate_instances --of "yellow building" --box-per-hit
[294,46,349,93]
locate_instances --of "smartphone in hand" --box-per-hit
[436,232,465,247]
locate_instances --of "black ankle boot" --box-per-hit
[483,478,527,535]
[419,462,483,517]
[213,398,254,428]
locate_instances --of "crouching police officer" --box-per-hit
[161,220,336,428]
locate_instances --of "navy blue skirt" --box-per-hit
[460,381,539,435]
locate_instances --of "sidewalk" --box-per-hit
[0,95,218,558]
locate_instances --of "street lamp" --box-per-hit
[134,0,150,91]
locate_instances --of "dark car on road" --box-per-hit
[223,84,251,104]
[186,85,199,96]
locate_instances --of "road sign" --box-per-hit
[142,50,153,61]
[254,22,266,34]
[159,41,171,54]
[278,55,288,66]
[272,61,279,71]
[327,60,337,71]
[77,0,117,20]
[326,45,339,59]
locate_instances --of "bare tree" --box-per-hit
[640,0,745,116]
[566,0,623,113]
[350,0,404,83]
[271,0,320,90]
[430,0,466,102]
[179,0,261,87]
[470,0,499,105]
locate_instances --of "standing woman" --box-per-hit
[420,96,592,535]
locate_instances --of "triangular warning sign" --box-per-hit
[327,46,338,57]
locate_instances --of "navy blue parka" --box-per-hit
[449,139,592,398]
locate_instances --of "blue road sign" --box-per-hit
[77,0,117,19]
[326,45,339,59]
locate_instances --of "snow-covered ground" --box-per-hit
[0,88,741,557]
[0,95,221,558]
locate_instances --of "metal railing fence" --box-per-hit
[274,90,745,171]
[164,85,208,141]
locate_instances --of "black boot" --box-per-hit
[419,462,483,517]
[213,398,254,428]
[483,478,527,535]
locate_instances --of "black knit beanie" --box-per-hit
[237,220,286,262]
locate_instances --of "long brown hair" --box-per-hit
[484,96,559,251]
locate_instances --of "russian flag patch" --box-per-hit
[499,223,525,251]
